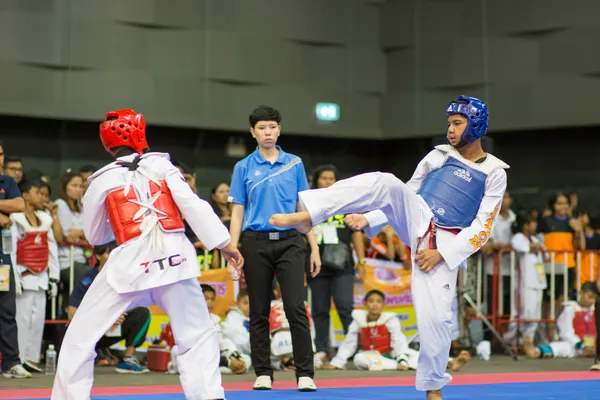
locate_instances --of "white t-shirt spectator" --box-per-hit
[55,198,86,269]
[485,209,517,276]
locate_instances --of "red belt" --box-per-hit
[418,221,461,250]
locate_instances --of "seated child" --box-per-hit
[523,281,598,359]
[163,284,251,374]
[323,290,470,372]
[269,280,319,371]
[323,290,418,371]
[221,290,251,355]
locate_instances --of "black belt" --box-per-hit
[242,230,300,241]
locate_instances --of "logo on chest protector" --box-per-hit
[453,168,472,182]
[140,254,187,274]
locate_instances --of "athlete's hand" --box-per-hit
[227,263,241,281]
[415,249,443,272]
[343,214,369,232]
[222,244,244,279]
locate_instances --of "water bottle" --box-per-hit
[1,229,12,254]
[45,345,57,375]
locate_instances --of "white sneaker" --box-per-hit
[591,360,600,371]
[253,375,272,390]
[2,364,32,379]
[298,376,317,392]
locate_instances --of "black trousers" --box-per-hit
[96,307,151,354]
[0,256,20,371]
[309,273,354,355]
[241,230,313,380]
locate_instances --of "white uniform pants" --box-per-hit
[51,268,223,400]
[504,287,543,342]
[548,341,578,358]
[16,290,47,363]
[353,348,420,371]
[299,172,458,391]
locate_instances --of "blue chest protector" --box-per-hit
[417,156,488,229]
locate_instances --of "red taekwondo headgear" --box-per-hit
[99,109,149,155]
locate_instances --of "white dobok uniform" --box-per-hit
[221,306,251,355]
[10,211,59,364]
[543,301,596,358]
[169,313,252,375]
[329,310,419,371]
[51,152,231,400]
[297,145,508,391]
[503,233,547,342]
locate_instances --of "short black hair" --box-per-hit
[249,105,282,128]
[79,165,97,174]
[40,181,51,196]
[18,179,42,194]
[237,290,248,301]
[512,214,537,234]
[548,192,569,210]
[93,241,117,257]
[201,283,216,296]
[364,290,385,302]
[581,281,599,295]
[24,169,45,181]
[5,156,22,164]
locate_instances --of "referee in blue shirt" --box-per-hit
[229,105,321,392]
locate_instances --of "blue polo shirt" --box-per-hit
[229,146,309,232]
[0,174,21,258]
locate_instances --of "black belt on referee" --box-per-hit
[242,230,299,241]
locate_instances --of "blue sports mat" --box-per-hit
[24,380,600,400]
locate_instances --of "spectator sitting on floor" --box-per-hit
[523,281,598,360]
[322,290,470,372]
[221,290,251,355]
[164,284,251,375]
[68,241,151,374]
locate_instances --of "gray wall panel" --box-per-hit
[1,0,599,139]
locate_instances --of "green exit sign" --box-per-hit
[315,103,340,121]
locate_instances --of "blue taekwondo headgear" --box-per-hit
[446,95,488,148]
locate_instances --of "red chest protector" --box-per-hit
[106,180,184,245]
[269,301,312,334]
[160,323,175,348]
[17,231,49,273]
[359,323,391,354]
[573,309,597,340]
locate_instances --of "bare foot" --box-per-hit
[449,350,470,371]
[269,212,313,234]
[426,389,442,400]
[397,363,408,371]
[522,336,540,359]
[319,364,339,370]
